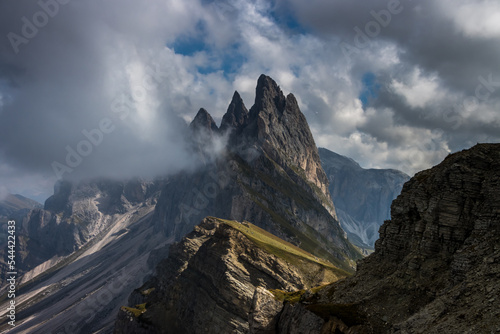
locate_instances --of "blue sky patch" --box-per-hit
[269,7,308,35]
[171,36,207,56]
[359,72,380,107]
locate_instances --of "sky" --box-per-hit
[0,0,499,202]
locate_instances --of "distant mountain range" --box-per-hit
[319,148,409,250]
[0,194,41,219]
[0,194,42,241]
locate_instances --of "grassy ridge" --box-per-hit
[214,218,351,280]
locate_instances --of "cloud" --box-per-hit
[390,68,445,109]
[0,0,499,200]
[439,0,500,39]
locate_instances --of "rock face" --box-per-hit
[153,75,359,271]
[319,148,409,249]
[0,179,163,281]
[0,178,169,333]
[273,143,500,333]
[0,194,42,254]
[242,75,333,203]
[114,217,348,334]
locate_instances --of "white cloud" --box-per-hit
[314,125,450,176]
[440,0,500,39]
[390,68,445,109]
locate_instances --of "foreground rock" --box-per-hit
[115,217,349,334]
[273,143,500,333]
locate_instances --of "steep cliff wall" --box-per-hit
[272,143,500,333]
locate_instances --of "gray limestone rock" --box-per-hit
[276,143,500,333]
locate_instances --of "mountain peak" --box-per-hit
[189,108,219,133]
[220,91,248,132]
[186,76,336,216]
[252,74,286,116]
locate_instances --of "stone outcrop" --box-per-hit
[319,147,409,249]
[115,217,348,334]
[272,143,500,333]
[249,287,284,334]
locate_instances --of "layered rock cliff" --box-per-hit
[115,217,349,334]
[319,148,409,249]
[268,143,500,333]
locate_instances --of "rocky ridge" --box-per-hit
[115,217,348,334]
[260,143,500,333]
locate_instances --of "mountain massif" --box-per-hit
[319,148,409,249]
[116,143,500,334]
[0,75,362,333]
[152,74,360,272]
[3,75,493,334]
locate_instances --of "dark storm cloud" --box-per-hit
[0,0,208,187]
[282,0,500,88]
[287,0,500,98]
[278,0,500,158]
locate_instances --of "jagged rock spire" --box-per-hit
[251,74,287,118]
[242,75,333,209]
[187,75,336,216]
[189,108,219,133]
[220,91,248,132]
